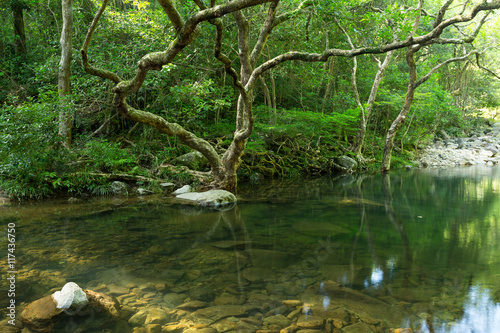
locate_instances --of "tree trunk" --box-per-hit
[58,0,73,147]
[321,57,334,114]
[12,4,26,54]
[381,47,417,172]
[353,51,394,156]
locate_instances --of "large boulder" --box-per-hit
[20,295,63,332]
[171,151,209,171]
[20,283,120,333]
[176,190,237,208]
[334,155,357,172]
[110,181,128,195]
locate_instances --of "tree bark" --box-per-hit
[353,51,393,156]
[58,0,73,147]
[12,2,27,54]
[381,48,480,172]
[381,47,418,172]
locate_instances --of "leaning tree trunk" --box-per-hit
[380,44,480,172]
[381,47,418,172]
[58,0,73,147]
[354,51,393,156]
[12,3,27,54]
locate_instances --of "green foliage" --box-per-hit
[166,79,233,129]
[82,139,136,172]
[0,96,70,199]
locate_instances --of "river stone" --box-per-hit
[110,181,128,195]
[176,300,208,311]
[160,183,176,194]
[176,190,237,208]
[173,185,193,195]
[52,282,89,309]
[296,315,324,329]
[171,151,209,171]
[188,284,216,302]
[129,309,148,326]
[283,300,303,307]
[137,188,154,195]
[342,321,374,333]
[334,156,357,171]
[107,284,130,296]
[163,293,187,308]
[264,313,291,327]
[189,305,258,324]
[20,295,63,332]
[144,308,170,325]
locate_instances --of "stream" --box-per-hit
[1,166,500,332]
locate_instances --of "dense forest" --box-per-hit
[1,0,499,199]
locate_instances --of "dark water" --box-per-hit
[1,166,500,332]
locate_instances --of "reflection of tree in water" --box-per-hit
[347,170,500,332]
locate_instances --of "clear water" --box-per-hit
[1,166,500,332]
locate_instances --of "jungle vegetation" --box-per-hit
[1,0,499,199]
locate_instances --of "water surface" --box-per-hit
[1,166,500,332]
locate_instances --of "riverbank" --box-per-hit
[415,122,500,168]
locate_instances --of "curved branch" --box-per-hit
[272,0,314,28]
[250,0,279,66]
[116,100,223,175]
[157,0,184,33]
[246,0,500,91]
[476,53,500,80]
[81,0,121,83]
[433,0,454,28]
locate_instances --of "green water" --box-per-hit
[2,166,500,332]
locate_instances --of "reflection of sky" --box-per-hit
[421,285,500,333]
[364,265,384,288]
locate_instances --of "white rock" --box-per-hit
[52,282,89,309]
[173,185,192,195]
[176,190,237,208]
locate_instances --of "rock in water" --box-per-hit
[20,295,63,332]
[52,282,89,309]
[84,289,121,318]
[176,190,237,208]
[20,284,120,333]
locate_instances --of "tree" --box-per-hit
[380,2,493,172]
[58,0,73,147]
[82,0,500,192]
[10,0,29,55]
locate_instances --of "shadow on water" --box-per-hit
[1,166,500,332]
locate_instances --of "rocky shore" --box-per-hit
[415,123,500,168]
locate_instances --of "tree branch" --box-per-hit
[246,0,500,91]
[415,49,478,88]
[81,0,121,84]
[475,53,500,80]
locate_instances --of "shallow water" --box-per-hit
[2,166,500,332]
